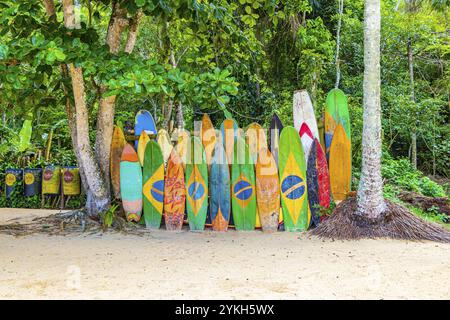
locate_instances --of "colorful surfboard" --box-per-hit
[142,141,164,229]
[163,149,186,231]
[293,90,319,139]
[220,119,238,166]
[315,138,331,210]
[185,137,208,231]
[157,128,173,166]
[174,128,190,169]
[299,123,315,165]
[325,88,350,160]
[231,137,257,231]
[307,140,320,227]
[256,148,280,232]
[110,126,126,199]
[279,126,310,231]
[201,114,216,170]
[210,142,230,231]
[120,144,143,222]
[329,124,351,201]
[137,131,150,167]
[269,113,283,167]
[246,122,268,165]
[134,110,157,148]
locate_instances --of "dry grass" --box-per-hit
[312,197,450,243]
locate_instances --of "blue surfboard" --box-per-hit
[134,110,157,148]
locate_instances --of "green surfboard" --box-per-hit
[279,126,310,231]
[325,88,351,160]
[231,137,257,231]
[185,137,209,231]
[142,140,165,229]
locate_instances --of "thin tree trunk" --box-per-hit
[335,0,344,89]
[407,38,417,169]
[356,0,385,219]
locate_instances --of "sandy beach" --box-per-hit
[0,209,449,300]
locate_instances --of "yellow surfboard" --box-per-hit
[110,126,126,199]
[157,128,173,166]
[200,114,216,170]
[329,124,351,201]
[137,131,150,167]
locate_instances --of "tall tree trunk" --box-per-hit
[62,0,110,215]
[356,0,385,219]
[407,38,417,169]
[335,0,344,89]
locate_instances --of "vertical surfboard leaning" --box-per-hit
[329,124,351,201]
[269,113,283,167]
[231,137,257,231]
[185,137,208,231]
[324,88,351,160]
[137,131,150,167]
[164,149,186,231]
[110,126,126,199]
[256,148,280,232]
[246,122,268,165]
[157,128,173,166]
[120,144,143,222]
[220,119,238,166]
[134,110,157,148]
[142,141,164,229]
[278,126,310,231]
[200,114,217,171]
[210,142,231,231]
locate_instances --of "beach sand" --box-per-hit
[0,208,449,299]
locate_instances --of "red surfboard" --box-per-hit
[315,138,331,219]
[299,123,314,164]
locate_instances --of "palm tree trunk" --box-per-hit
[356,0,386,219]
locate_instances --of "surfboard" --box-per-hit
[315,138,331,210]
[185,137,208,231]
[231,137,257,231]
[174,128,190,169]
[110,126,126,199]
[329,124,351,201]
[120,144,143,222]
[256,148,280,232]
[307,140,320,227]
[210,142,230,231]
[142,141,164,229]
[134,110,157,148]
[246,122,268,165]
[164,149,186,231]
[157,128,173,166]
[299,123,315,165]
[269,113,283,167]
[293,90,319,139]
[279,126,310,231]
[325,88,350,160]
[200,114,216,170]
[220,119,238,166]
[137,131,150,167]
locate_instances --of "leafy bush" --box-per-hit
[382,156,446,198]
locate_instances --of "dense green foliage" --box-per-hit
[0,1,448,221]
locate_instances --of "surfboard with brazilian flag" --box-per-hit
[278,126,310,231]
[142,140,165,229]
[185,137,208,231]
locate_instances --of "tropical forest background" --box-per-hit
[0,0,448,225]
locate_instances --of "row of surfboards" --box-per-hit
[110,88,351,232]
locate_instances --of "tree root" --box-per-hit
[311,197,450,243]
[0,209,147,237]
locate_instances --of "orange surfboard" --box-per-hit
[164,149,186,231]
[110,126,126,199]
[329,124,351,201]
[201,114,216,170]
[255,148,280,232]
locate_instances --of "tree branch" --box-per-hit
[125,9,143,54]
